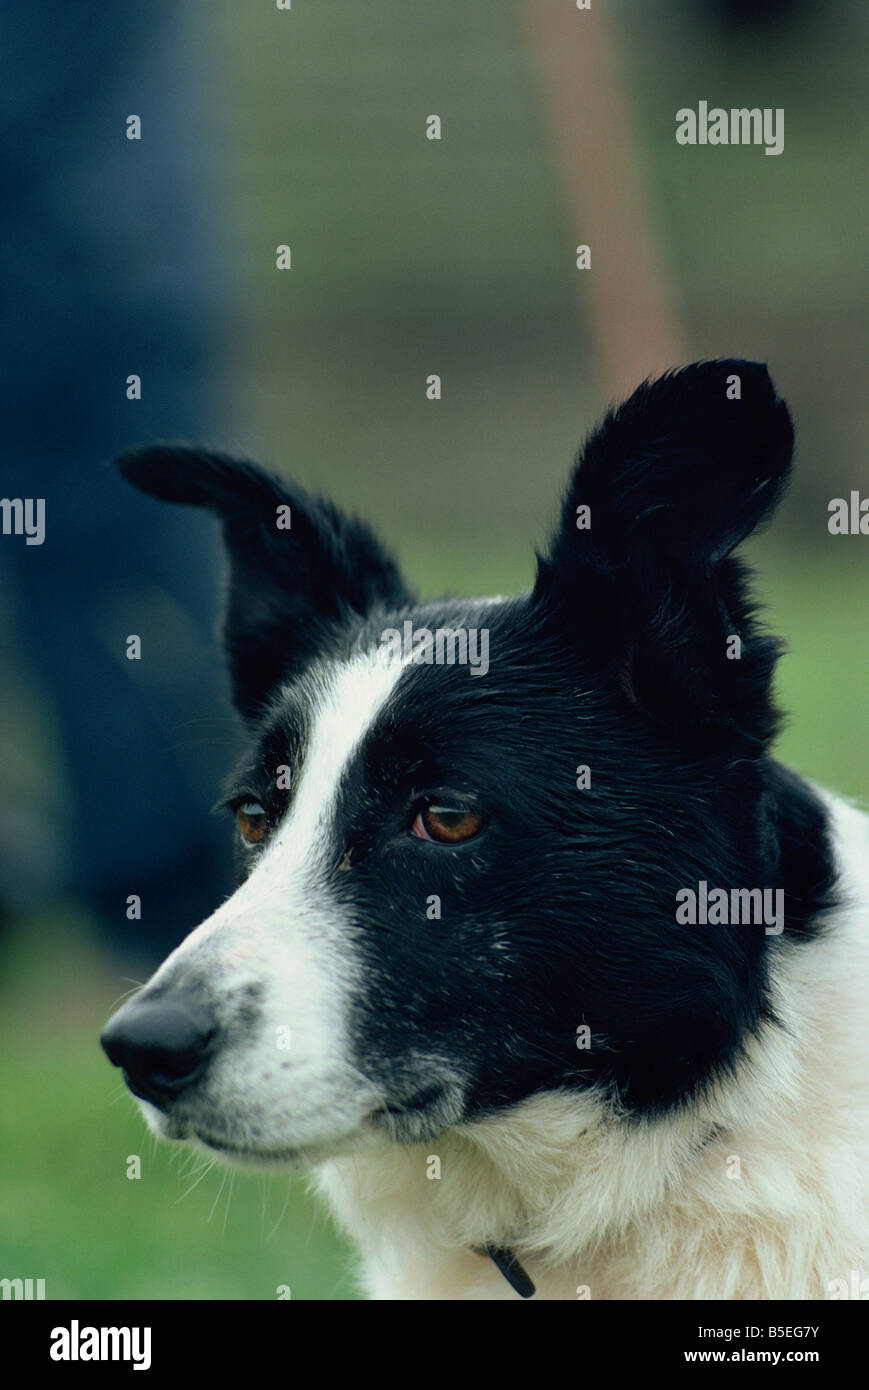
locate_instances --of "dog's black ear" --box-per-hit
[534,360,793,745]
[115,446,412,721]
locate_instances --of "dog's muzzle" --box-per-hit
[101,992,216,1109]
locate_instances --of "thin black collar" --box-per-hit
[478,1244,536,1298]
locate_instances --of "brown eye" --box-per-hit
[411,804,485,845]
[236,800,267,845]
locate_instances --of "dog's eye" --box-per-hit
[236,800,267,845]
[411,804,484,845]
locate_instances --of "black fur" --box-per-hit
[535,359,793,749]
[114,360,836,1121]
[115,446,412,720]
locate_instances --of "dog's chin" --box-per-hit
[137,1099,383,1170]
[187,1129,374,1171]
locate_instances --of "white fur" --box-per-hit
[315,790,869,1299]
[139,646,410,1163]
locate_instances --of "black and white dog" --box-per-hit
[102,360,869,1299]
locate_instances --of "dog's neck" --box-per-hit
[315,1083,737,1298]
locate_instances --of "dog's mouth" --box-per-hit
[188,1089,450,1161]
[136,1093,393,1167]
[369,1082,465,1142]
[145,1109,377,1167]
[189,1130,312,1164]
[127,1061,466,1158]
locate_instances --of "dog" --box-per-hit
[101,359,869,1299]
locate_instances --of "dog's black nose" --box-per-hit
[101,994,216,1108]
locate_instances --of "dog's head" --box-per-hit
[102,360,804,1167]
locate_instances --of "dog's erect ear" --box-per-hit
[115,447,413,721]
[534,360,794,745]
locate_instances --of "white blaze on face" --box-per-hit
[142,644,411,1158]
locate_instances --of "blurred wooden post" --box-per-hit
[522,0,686,398]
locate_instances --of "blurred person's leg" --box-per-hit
[0,2,239,960]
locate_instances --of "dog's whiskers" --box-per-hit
[177,1158,216,1205]
[265,1174,293,1244]
[108,980,145,1011]
[207,1166,229,1225]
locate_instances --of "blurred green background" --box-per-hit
[1,0,867,1299]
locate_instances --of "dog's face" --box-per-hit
[102,360,803,1167]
